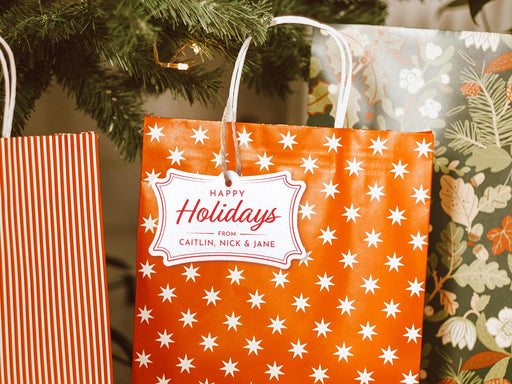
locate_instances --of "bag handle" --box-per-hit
[220,16,352,184]
[0,36,16,139]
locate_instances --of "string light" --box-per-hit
[153,33,191,71]
[191,43,201,54]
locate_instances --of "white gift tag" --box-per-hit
[149,169,306,268]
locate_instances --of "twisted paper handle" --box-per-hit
[0,36,16,139]
[220,15,352,185]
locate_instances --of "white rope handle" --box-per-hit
[219,16,352,182]
[0,36,16,139]
[225,15,352,128]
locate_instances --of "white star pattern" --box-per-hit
[158,284,176,303]
[167,146,185,165]
[292,293,310,312]
[144,169,161,186]
[390,160,410,179]
[179,309,198,328]
[406,278,425,297]
[316,272,334,291]
[279,131,297,150]
[265,361,284,381]
[345,157,364,176]
[237,128,253,148]
[255,152,274,171]
[411,185,430,204]
[299,251,313,266]
[313,319,332,338]
[137,306,154,324]
[191,126,209,144]
[289,339,308,358]
[403,324,422,343]
[321,179,340,199]
[271,270,289,288]
[387,206,406,225]
[156,374,171,384]
[363,229,383,248]
[176,354,195,373]
[134,121,435,382]
[358,321,377,341]
[334,342,353,362]
[310,365,329,384]
[339,250,358,269]
[227,266,245,285]
[319,226,337,245]
[324,134,342,152]
[247,290,266,309]
[369,136,388,155]
[224,312,242,331]
[342,204,361,223]
[156,329,174,348]
[355,368,375,384]
[337,296,356,316]
[401,371,419,384]
[299,201,316,220]
[413,138,433,158]
[409,231,428,250]
[379,345,398,365]
[366,182,385,201]
[135,350,152,368]
[300,155,319,174]
[385,253,404,272]
[139,260,156,278]
[220,358,239,377]
[382,299,401,318]
[146,123,164,142]
[199,333,219,352]
[182,264,200,282]
[244,336,263,355]
[203,287,221,306]
[268,315,287,334]
[141,215,158,233]
[211,151,228,168]
[361,275,380,294]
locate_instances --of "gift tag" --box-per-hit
[149,169,306,268]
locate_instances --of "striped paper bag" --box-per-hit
[0,37,113,383]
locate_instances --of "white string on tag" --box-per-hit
[0,36,16,139]
[220,15,352,185]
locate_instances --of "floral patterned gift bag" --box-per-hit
[133,16,434,384]
[308,25,512,383]
[0,37,113,383]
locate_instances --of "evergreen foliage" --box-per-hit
[0,0,386,159]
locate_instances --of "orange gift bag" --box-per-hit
[0,38,113,383]
[133,16,434,383]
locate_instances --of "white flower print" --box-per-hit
[486,307,512,348]
[459,31,500,52]
[436,317,477,350]
[399,68,425,94]
[419,98,442,119]
[425,42,442,60]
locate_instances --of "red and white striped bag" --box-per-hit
[0,37,113,383]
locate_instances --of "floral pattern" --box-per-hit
[308,25,512,383]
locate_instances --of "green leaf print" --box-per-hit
[466,146,512,173]
[483,357,511,381]
[478,185,512,213]
[454,260,511,292]
[436,222,467,270]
